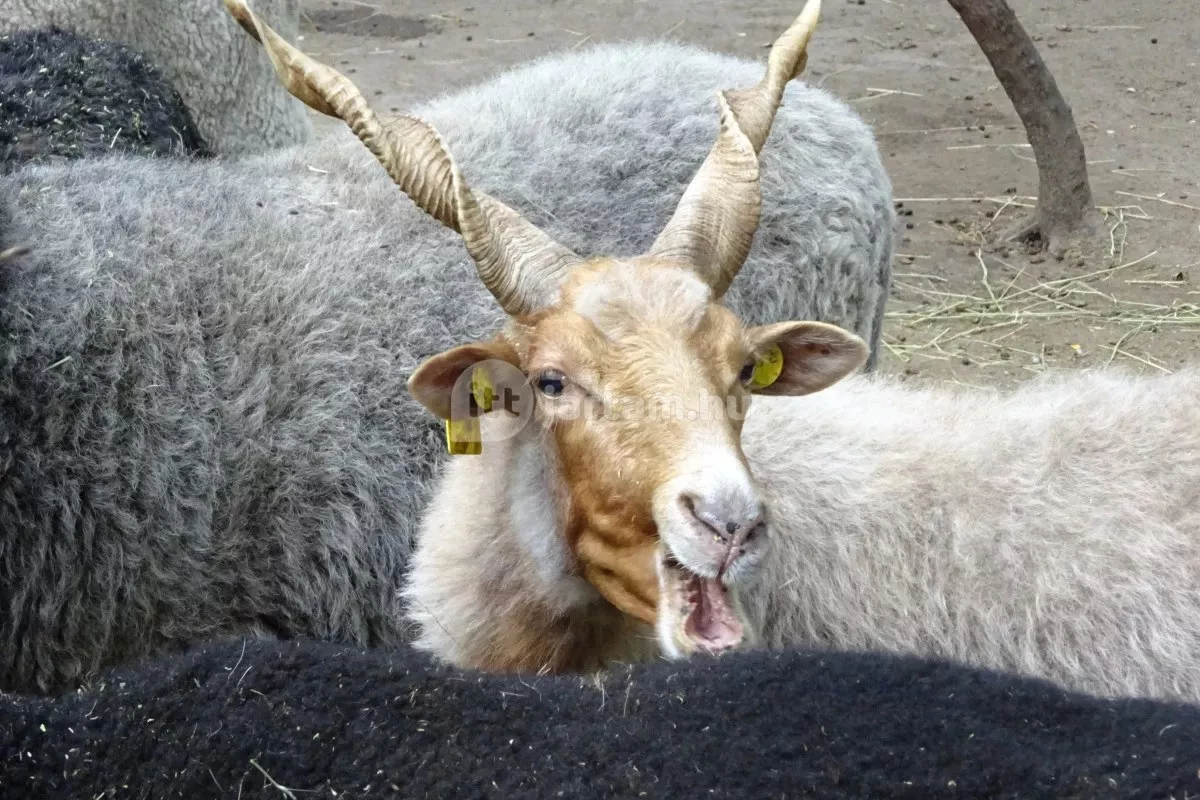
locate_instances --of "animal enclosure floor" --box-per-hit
[297,0,1200,388]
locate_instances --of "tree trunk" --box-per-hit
[946,0,1103,255]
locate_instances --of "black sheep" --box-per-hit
[2,638,1198,799]
[0,28,208,170]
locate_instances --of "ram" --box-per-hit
[392,2,1200,703]
[0,27,207,168]
[0,0,891,692]
[0,0,311,154]
[4,637,1200,799]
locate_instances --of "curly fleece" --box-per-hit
[0,41,893,692]
[0,27,208,169]
[0,0,311,154]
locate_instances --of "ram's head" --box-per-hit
[228,0,865,659]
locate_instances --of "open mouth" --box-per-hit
[660,551,745,654]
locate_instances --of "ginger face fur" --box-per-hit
[537,259,753,625]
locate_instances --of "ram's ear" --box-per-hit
[407,339,523,420]
[743,321,867,396]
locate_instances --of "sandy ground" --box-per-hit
[296,0,1200,388]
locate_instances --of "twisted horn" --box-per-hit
[224,0,582,316]
[647,0,822,297]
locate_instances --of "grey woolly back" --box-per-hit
[0,41,892,692]
[0,27,209,169]
[425,42,894,346]
[735,366,1200,702]
[0,0,312,155]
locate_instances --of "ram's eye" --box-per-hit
[738,361,755,385]
[536,371,567,397]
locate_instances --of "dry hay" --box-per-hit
[882,196,1200,384]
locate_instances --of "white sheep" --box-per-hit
[725,366,1200,703]
[396,1,1200,703]
[0,0,311,154]
[411,362,1200,701]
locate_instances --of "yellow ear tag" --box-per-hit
[471,368,495,413]
[444,367,495,456]
[750,344,784,390]
[445,418,482,456]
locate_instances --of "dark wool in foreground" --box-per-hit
[0,28,208,169]
[1,638,1199,799]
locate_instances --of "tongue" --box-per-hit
[684,576,743,650]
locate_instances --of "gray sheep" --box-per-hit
[0,0,311,154]
[0,29,893,691]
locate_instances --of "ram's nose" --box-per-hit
[680,491,766,566]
